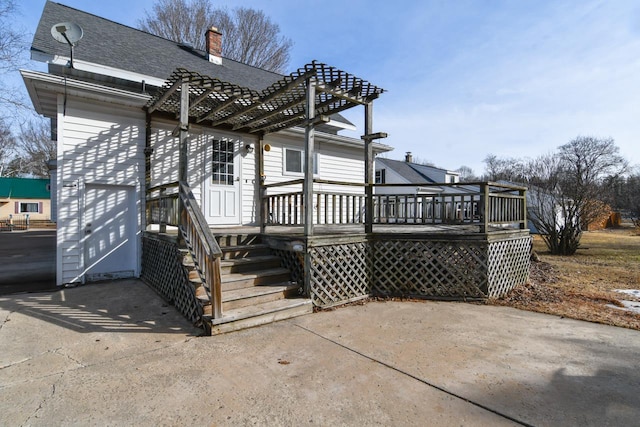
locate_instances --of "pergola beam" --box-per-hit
[146,63,384,136]
[232,94,305,130]
[147,78,182,113]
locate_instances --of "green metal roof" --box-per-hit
[0,178,50,199]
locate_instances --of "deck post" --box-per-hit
[480,183,490,233]
[178,79,189,244]
[303,78,315,237]
[520,188,527,230]
[179,79,189,184]
[363,102,374,233]
[258,133,266,233]
[303,77,316,297]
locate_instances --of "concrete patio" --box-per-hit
[1,279,638,426]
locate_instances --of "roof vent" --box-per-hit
[405,152,413,163]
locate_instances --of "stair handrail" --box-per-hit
[178,181,223,319]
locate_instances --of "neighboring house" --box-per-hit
[0,177,51,221]
[22,2,391,286]
[375,153,461,194]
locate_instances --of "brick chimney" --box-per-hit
[205,26,222,65]
[405,152,413,163]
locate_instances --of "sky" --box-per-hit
[11,0,640,175]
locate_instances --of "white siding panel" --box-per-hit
[57,98,145,286]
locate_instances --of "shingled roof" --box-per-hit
[31,1,282,91]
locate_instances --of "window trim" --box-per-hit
[283,146,319,176]
[375,168,386,184]
[19,202,40,213]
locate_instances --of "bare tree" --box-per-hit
[16,119,55,177]
[138,0,292,73]
[0,0,27,113]
[483,153,527,182]
[0,118,17,176]
[455,165,478,182]
[523,136,627,255]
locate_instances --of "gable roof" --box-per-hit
[32,1,282,91]
[30,2,356,130]
[0,178,51,199]
[376,158,436,183]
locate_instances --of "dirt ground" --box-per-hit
[492,224,640,330]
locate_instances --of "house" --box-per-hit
[23,2,530,333]
[375,153,460,192]
[24,1,391,286]
[0,177,51,225]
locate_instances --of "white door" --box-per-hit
[84,184,137,281]
[205,139,241,225]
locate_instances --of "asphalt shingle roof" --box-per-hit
[32,1,283,91]
[376,158,436,184]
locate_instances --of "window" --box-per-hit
[20,203,39,213]
[212,139,234,185]
[375,169,386,184]
[284,148,318,175]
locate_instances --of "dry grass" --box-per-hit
[493,223,640,330]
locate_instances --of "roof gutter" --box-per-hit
[31,51,166,87]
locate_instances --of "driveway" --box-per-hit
[0,229,56,295]
[1,279,638,426]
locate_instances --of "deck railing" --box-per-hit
[146,181,223,319]
[178,182,223,319]
[146,182,179,232]
[262,179,527,231]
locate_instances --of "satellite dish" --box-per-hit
[51,22,83,68]
[51,22,83,45]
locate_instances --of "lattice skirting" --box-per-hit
[141,234,203,324]
[308,242,371,306]
[269,232,530,307]
[373,239,489,298]
[487,236,531,298]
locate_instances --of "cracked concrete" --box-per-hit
[1,279,639,426]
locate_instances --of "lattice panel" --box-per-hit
[308,242,371,306]
[272,248,304,286]
[487,236,531,298]
[373,240,489,298]
[141,236,203,324]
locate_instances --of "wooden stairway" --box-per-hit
[184,233,311,335]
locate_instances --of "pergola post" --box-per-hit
[363,102,374,234]
[303,78,316,237]
[258,133,266,234]
[178,79,190,184]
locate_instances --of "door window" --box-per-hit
[212,140,235,185]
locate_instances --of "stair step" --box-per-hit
[222,268,291,291]
[222,282,301,310]
[207,298,312,335]
[215,234,262,248]
[220,255,282,274]
[221,244,271,260]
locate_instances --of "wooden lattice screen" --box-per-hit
[269,232,530,308]
[308,242,371,306]
[487,235,531,297]
[141,234,203,324]
[372,239,489,299]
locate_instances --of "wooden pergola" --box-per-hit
[146,60,388,236]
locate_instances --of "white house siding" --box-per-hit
[262,131,366,224]
[149,123,258,225]
[56,96,145,286]
[374,163,411,195]
[263,132,365,192]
